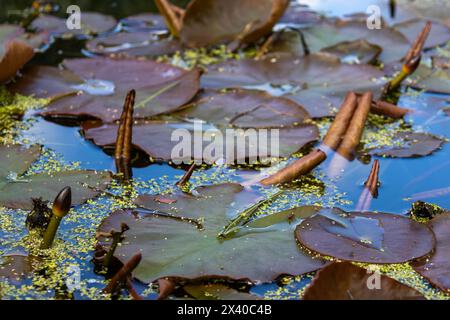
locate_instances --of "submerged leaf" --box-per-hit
[368,132,445,158]
[0,254,36,282]
[412,212,450,293]
[0,144,111,209]
[97,184,325,283]
[296,209,435,263]
[202,53,385,118]
[179,0,289,48]
[303,261,424,300]
[183,283,260,300]
[9,58,201,122]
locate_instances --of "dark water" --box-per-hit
[2,0,450,299]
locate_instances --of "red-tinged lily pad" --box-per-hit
[368,132,445,158]
[179,0,289,48]
[202,53,385,118]
[394,19,450,49]
[0,25,36,83]
[183,283,261,300]
[300,20,411,63]
[86,32,182,58]
[0,144,112,210]
[97,185,325,283]
[303,261,425,300]
[412,212,450,293]
[31,13,117,36]
[10,58,201,122]
[295,208,435,263]
[82,119,318,164]
[173,89,312,128]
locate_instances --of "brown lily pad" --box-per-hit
[97,184,325,283]
[173,89,312,128]
[202,52,385,118]
[82,119,318,164]
[179,0,289,48]
[86,32,182,58]
[295,209,435,263]
[368,132,445,158]
[0,144,112,210]
[31,13,117,36]
[412,212,450,293]
[0,254,37,282]
[303,261,424,300]
[0,25,35,83]
[10,58,201,122]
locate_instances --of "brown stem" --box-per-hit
[103,253,142,295]
[176,163,196,188]
[323,91,358,150]
[260,149,327,185]
[126,278,144,300]
[356,160,380,211]
[370,100,410,118]
[115,90,135,181]
[157,278,176,300]
[155,0,184,37]
[336,91,373,160]
[102,223,129,268]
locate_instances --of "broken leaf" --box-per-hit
[97,184,325,283]
[295,209,435,263]
[0,144,111,210]
[303,261,424,300]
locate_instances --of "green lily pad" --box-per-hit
[179,0,289,48]
[201,52,385,118]
[368,132,445,158]
[98,184,325,283]
[0,144,112,209]
[303,261,424,300]
[295,209,435,263]
[173,89,312,128]
[82,119,318,164]
[9,58,201,122]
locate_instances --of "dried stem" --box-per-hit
[102,223,130,268]
[356,160,380,211]
[157,278,176,300]
[155,0,184,37]
[103,253,142,295]
[115,90,135,181]
[370,99,410,118]
[175,163,196,188]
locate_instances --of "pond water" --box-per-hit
[1,0,449,300]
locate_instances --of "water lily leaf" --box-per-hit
[31,13,117,36]
[322,40,382,65]
[173,89,312,128]
[10,58,201,122]
[183,283,261,300]
[412,212,450,293]
[394,19,450,49]
[368,132,445,158]
[279,2,322,26]
[0,144,112,209]
[0,25,35,83]
[303,261,424,300]
[411,62,450,94]
[201,53,385,118]
[97,184,325,283]
[300,20,411,63]
[86,32,182,58]
[179,0,289,48]
[0,254,36,282]
[120,13,167,32]
[82,119,318,164]
[295,209,435,263]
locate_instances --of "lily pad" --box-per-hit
[120,13,167,32]
[300,20,411,63]
[201,52,385,118]
[173,89,312,128]
[179,0,289,48]
[412,212,450,293]
[31,13,117,36]
[0,144,112,209]
[0,25,35,83]
[411,61,450,94]
[303,261,424,300]
[86,32,182,58]
[97,184,325,283]
[0,254,36,282]
[10,58,201,122]
[82,119,318,164]
[368,132,445,158]
[322,40,382,65]
[183,283,260,300]
[393,19,450,49]
[295,209,435,263]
